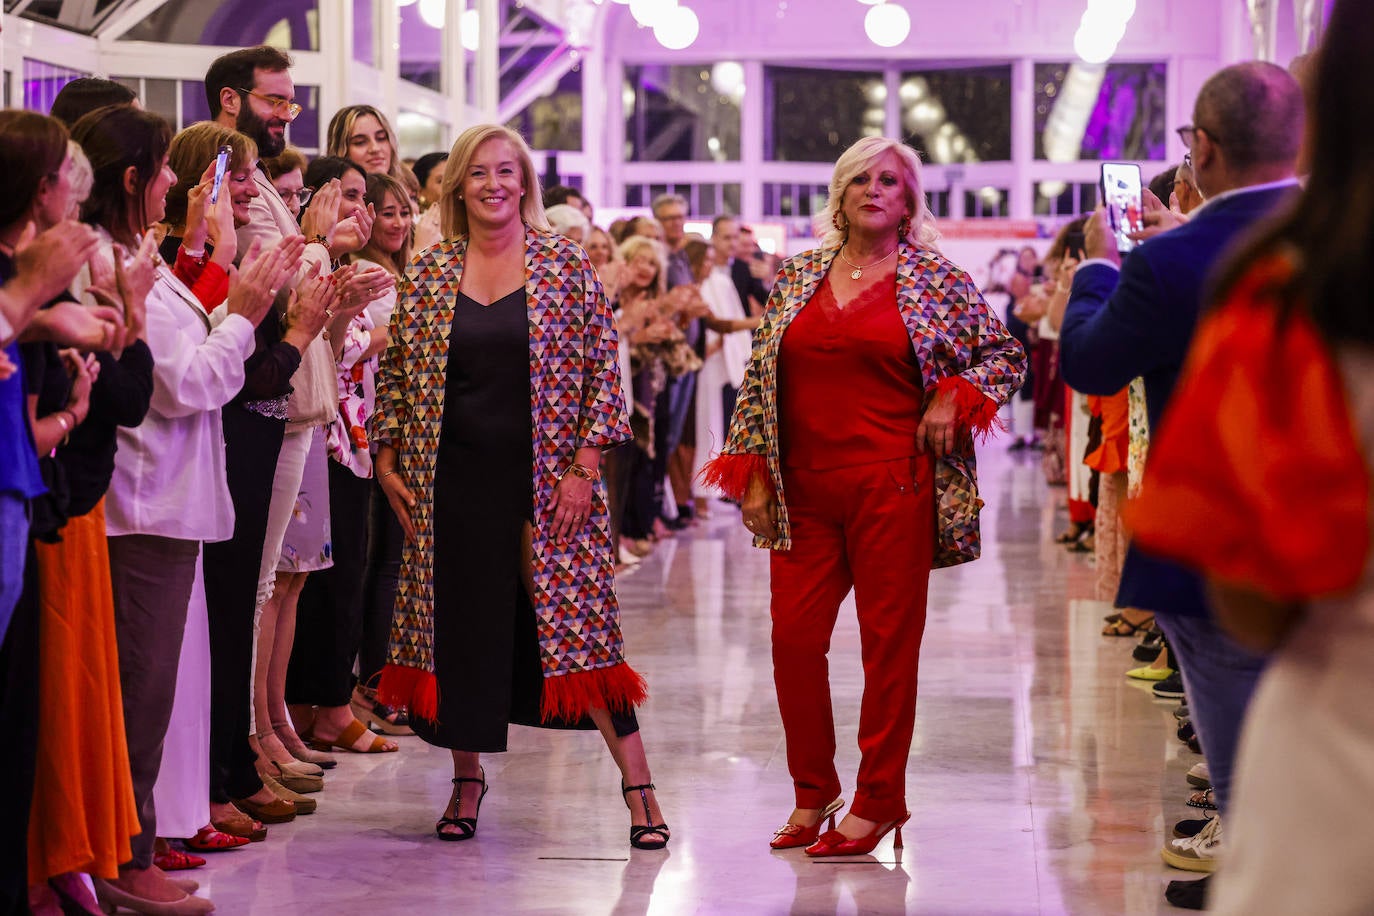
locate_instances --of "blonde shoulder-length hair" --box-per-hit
[814,136,941,250]
[439,124,549,239]
[617,235,667,297]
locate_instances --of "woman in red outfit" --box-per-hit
[702,137,1026,857]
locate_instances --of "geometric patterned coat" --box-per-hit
[701,240,1027,568]
[372,226,643,723]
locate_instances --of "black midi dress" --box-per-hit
[418,288,637,752]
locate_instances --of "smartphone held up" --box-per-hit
[1099,162,1144,255]
[210,144,231,205]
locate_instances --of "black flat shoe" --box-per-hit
[621,781,669,850]
[437,768,488,841]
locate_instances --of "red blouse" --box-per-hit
[778,276,924,469]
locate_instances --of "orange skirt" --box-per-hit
[27,501,139,883]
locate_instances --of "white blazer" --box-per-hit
[98,233,255,542]
[239,168,338,430]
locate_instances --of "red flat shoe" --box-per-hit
[153,848,207,871]
[805,811,911,857]
[770,798,845,850]
[185,826,251,852]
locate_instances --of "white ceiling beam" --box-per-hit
[56,0,98,29]
[96,0,175,41]
[496,39,575,123]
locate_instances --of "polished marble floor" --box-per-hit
[198,446,1198,915]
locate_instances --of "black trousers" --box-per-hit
[0,545,39,915]
[602,442,634,553]
[203,407,284,803]
[360,475,403,688]
[287,460,371,707]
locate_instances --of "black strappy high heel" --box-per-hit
[437,768,488,841]
[621,781,670,850]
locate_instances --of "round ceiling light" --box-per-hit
[711,61,745,98]
[630,0,676,28]
[417,0,445,29]
[654,4,699,50]
[864,3,911,48]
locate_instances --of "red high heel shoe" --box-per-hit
[804,811,911,857]
[770,798,845,850]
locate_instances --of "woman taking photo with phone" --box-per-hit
[703,135,1025,857]
[374,124,667,849]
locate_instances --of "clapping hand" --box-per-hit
[226,236,306,326]
[16,219,102,305]
[329,203,377,258]
[86,233,159,347]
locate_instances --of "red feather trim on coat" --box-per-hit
[377,663,439,723]
[697,453,771,501]
[541,663,649,724]
[930,376,1006,443]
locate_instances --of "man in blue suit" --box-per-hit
[1059,61,1304,908]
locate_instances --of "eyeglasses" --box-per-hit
[238,88,302,121]
[1182,152,1193,170]
[284,187,313,206]
[1175,124,1220,151]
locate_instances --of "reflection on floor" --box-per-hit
[201,446,1194,915]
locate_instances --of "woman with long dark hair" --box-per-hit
[0,109,150,916]
[71,103,301,915]
[1128,3,1374,909]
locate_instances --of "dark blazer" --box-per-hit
[1059,182,1298,616]
[731,257,769,312]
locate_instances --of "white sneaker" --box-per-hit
[618,545,643,566]
[1187,761,1210,788]
[1161,813,1221,873]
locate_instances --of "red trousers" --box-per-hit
[770,455,935,822]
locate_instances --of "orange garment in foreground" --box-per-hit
[27,500,139,883]
[1084,389,1129,475]
[1123,254,1369,600]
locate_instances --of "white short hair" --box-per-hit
[546,203,590,237]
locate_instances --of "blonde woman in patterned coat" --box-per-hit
[372,125,667,849]
[703,136,1025,858]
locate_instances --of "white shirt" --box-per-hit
[100,244,255,542]
[700,266,751,389]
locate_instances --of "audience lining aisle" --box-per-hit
[194,445,1191,915]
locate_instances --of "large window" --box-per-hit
[625,65,741,162]
[353,0,377,66]
[765,65,879,163]
[900,66,1011,163]
[762,182,829,218]
[1034,180,1099,217]
[508,70,583,152]
[23,59,89,114]
[1035,62,1167,161]
[399,2,441,92]
[624,183,741,218]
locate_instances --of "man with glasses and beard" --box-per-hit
[199,46,388,835]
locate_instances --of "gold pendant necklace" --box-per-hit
[837,245,896,280]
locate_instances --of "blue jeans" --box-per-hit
[0,491,28,646]
[1156,613,1267,815]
